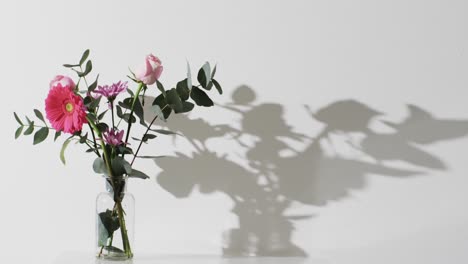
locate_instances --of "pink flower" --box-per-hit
[50,75,75,91]
[45,84,87,134]
[103,128,124,146]
[135,54,163,85]
[93,81,127,101]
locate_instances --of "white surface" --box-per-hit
[55,252,320,264]
[1,1,468,264]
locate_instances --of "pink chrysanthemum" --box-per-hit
[93,81,127,101]
[45,84,88,134]
[103,128,125,146]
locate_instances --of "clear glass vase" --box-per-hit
[96,176,135,260]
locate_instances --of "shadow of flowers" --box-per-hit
[143,85,468,257]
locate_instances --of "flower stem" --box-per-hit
[130,104,168,166]
[116,201,133,258]
[123,82,144,148]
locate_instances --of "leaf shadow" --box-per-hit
[142,85,468,257]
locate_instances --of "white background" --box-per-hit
[1,1,468,263]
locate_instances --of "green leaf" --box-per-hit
[127,88,134,97]
[156,80,166,97]
[136,155,166,159]
[97,217,109,247]
[128,168,150,179]
[54,131,61,141]
[98,110,108,120]
[104,246,124,254]
[197,62,211,88]
[180,101,195,113]
[152,94,172,120]
[187,62,192,89]
[33,127,49,145]
[133,96,147,127]
[63,64,79,68]
[96,123,109,133]
[206,81,213,90]
[88,74,99,92]
[211,64,217,79]
[111,157,132,176]
[150,129,181,136]
[93,158,106,174]
[212,79,223,94]
[99,209,120,241]
[151,101,166,122]
[24,122,34,135]
[190,87,214,107]
[79,60,92,77]
[14,112,23,126]
[34,109,45,123]
[122,113,136,124]
[79,133,88,144]
[26,116,32,125]
[15,126,23,139]
[79,49,90,65]
[60,138,72,165]
[166,88,183,113]
[176,79,190,101]
[116,105,124,118]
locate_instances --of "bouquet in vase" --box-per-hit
[13,50,223,259]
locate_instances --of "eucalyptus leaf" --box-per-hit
[13,112,23,125]
[128,168,150,179]
[166,88,183,113]
[211,64,217,79]
[79,60,92,77]
[190,87,214,107]
[34,109,45,123]
[15,126,23,139]
[150,104,166,122]
[54,131,61,141]
[212,79,223,94]
[133,96,147,127]
[33,127,49,145]
[88,74,99,92]
[93,158,106,174]
[136,155,166,159]
[187,62,192,89]
[111,157,132,176]
[99,209,120,238]
[197,62,211,88]
[79,49,90,65]
[176,79,190,101]
[156,80,166,97]
[63,64,80,68]
[180,101,195,113]
[98,110,108,120]
[24,122,34,135]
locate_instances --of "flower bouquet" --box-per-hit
[13,50,223,259]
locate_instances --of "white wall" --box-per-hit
[1,0,468,263]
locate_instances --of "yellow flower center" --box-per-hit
[65,102,74,113]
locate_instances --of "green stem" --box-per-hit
[130,104,168,166]
[110,101,116,129]
[86,116,112,176]
[124,82,144,148]
[116,201,133,258]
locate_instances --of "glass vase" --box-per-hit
[96,176,135,260]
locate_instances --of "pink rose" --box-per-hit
[135,54,163,85]
[50,75,76,91]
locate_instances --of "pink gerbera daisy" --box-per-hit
[45,84,88,134]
